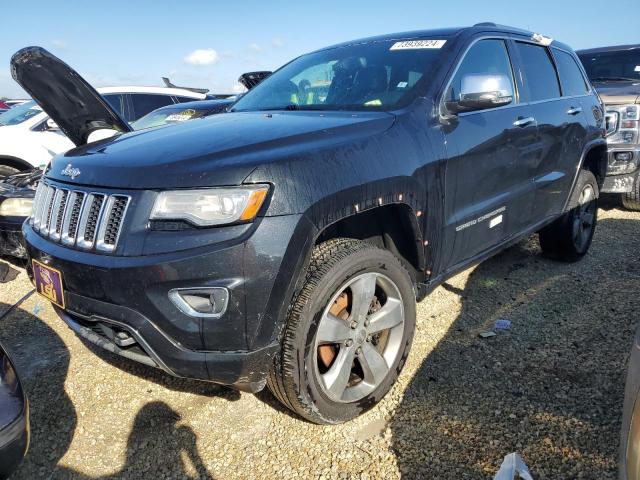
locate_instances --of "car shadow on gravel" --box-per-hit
[55,401,215,479]
[0,301,77,479]
[390,218,640,479]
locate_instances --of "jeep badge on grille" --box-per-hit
[61,163,81,179]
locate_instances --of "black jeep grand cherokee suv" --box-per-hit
[12,23,606,424]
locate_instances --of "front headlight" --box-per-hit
[150,185,269,227]
[608,105,640,144]
[0,197,34,217]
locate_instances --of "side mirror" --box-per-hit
[446,74,513,113]
[46,118,60,131]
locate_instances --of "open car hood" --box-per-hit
[238,71,271,90]
[10,46,132,146]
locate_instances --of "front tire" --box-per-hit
[267,238,416,424]
[539,169,598,262]
[621,172,640,211]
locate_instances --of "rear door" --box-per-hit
[441,38,538,269]
[512,41,587,222]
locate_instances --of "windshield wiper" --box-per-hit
[591,76,639,82]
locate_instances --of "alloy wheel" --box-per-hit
[572,184,596,252]
[313,272,405,403]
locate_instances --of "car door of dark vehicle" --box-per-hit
[441,38,538,270]
[513,41,588,222]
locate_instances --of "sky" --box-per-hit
[1,0,638,98]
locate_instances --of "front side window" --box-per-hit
[553,49,589,96]
[446,39,515,106]
[232,39,447,112]
[130,94,174,120]
[578,48,640,82]
[515,42,561,101]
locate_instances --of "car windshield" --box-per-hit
[130,106,210,131]
[0,100,42,126]
[578,48,640,82]
[231,39,447,112]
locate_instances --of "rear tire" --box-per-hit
[621,173,640,211]
[267,238,416,424]
[0,164,19,180]
[539,169,598,262]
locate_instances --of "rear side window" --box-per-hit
[552,49,589,96]
[447,39,515,104]
[515,42,561,101]
[130,94,174,120]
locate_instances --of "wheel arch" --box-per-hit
[563,139,607,212]
[580,141,608,190]
[0,155,34,172]
[313,203,426,284]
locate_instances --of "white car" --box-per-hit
[0,86,206,177]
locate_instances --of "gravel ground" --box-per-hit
[0,205,638,479]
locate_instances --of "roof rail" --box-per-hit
[474,22,497,27]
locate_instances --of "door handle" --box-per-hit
[566,106,582,115]
[513,116,536,127]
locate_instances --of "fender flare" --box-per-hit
[562,138,607,212]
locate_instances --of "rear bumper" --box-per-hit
[0,404,29,479]
[620,324,640,480]
[0,344,29,479]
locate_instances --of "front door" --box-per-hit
[441,38,538,270]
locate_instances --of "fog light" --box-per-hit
[168,287,229,318]
[616,152,633,162]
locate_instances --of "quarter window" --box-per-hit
[515,42,561,101]
[552,49,589,96]
[446,39,515,107]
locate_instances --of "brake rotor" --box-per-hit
[318,292,349,368]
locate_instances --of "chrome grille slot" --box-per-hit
[30,182,130,253]
[52,190,70,241]
[46,189,66,239]
[40,187,57,234]
[96,196,129,252]
[30,182,46,228]
[77,194,105,249]
[63,192,85,245]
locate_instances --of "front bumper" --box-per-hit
[24,213,314,392]
[0,217,27,258]
[602,173,637,194]
[601,146,640,194]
